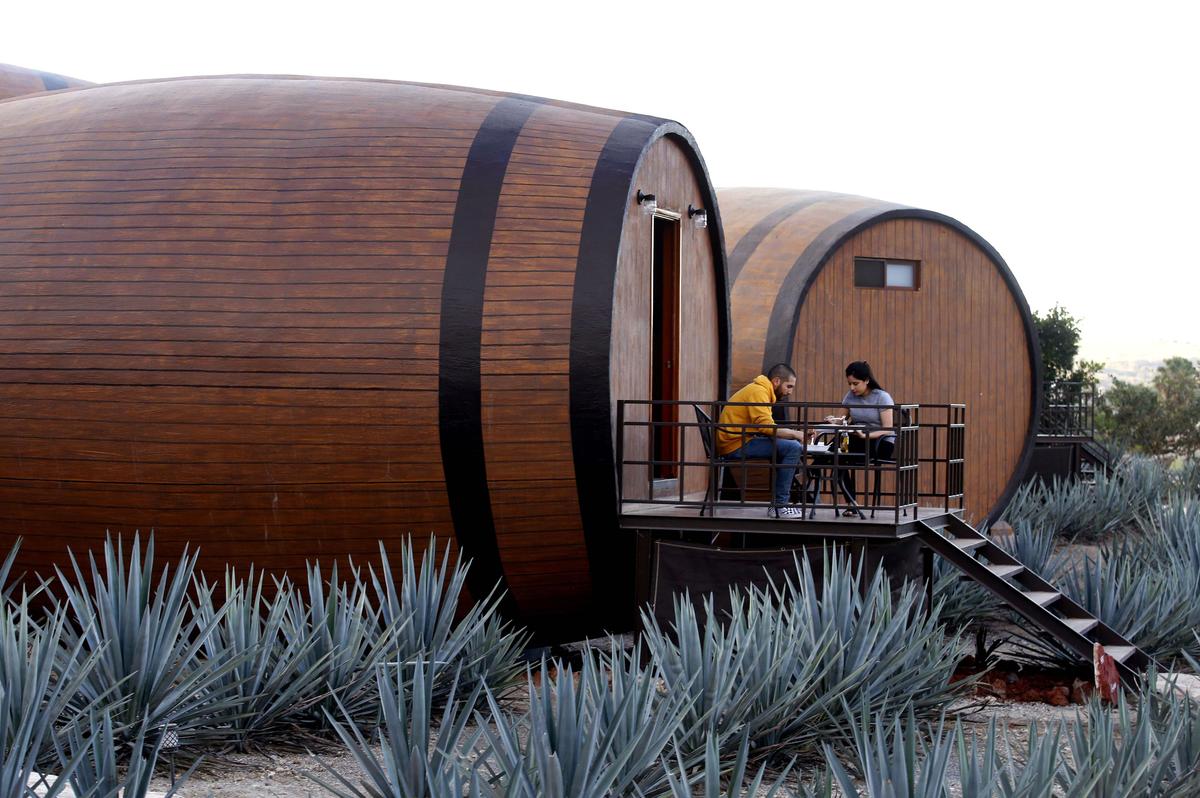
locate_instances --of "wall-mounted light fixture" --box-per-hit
[636,190,657,214]
[688,204,708,229]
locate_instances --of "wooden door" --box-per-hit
[652,213,681,478]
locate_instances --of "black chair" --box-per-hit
[693,404,732,516]
[693,403,780,516]
[868,407,912,518]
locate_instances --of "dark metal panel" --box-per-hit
[438,96,543,611]
[571,117,731,632]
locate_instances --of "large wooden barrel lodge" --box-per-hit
[0,62,90,101]
[721,188,1040,524]
[0,76,728,638]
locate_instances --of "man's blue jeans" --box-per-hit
[723,437,803,507]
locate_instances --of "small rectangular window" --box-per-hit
[855,257,919,290]
[854,258,885,287]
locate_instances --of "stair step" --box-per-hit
[1062,617,1099,635]
[950,537,987,551]
[1103,646,1137,664]
[986,564,1024,579]
[1022,591,1061,607]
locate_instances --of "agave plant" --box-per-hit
[662,730,807,798]
[470,646,692,798]
[1002,459,1164,543]
[995,520,1072,582]
[194,568,332,751]
[1059,679,1200,796]
[368,538,528,708]
[58,708,195,798]
[0,541,19,606]
[642,591,800,767]
[52,533,246,748]
[0,599,101,798]
[1015,538,1200,667]
[1139,495,1200,569]
[309,656,482,798]
[770,550,969,743]
[955,717,1063,798]
[823,705,956,798]
[1166,457,1200,498]
[281,558,395,731]
[644,547,969,769]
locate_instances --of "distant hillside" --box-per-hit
[1100,359,1164,389]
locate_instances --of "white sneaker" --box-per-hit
[770,506,805,519]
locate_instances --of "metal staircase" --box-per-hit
[1080,438,1117,478]
[916,515,1154,685]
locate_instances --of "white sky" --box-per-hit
[3,0,1197,365]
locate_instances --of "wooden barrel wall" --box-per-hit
[0,76,728,639]
[721,188,1039,524]
[0,63,90,101]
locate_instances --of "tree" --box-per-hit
[1033,304,1080,383]
[1033,304,1103,386]
[1097,379,1163,453]
[1153,357,1200,454]
[1097,357,1200,456]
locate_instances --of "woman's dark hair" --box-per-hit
[845,361,882,392]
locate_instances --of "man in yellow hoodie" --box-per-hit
[716,363,807,518]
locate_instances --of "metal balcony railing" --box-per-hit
[615,399,965,523]
[1038,381,1095,439]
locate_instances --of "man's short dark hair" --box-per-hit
[766,363,796,381]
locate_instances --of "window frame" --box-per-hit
[853,257,921,291]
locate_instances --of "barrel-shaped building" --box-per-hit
[0,62,89,101]
[0,76,728,637]
[721,188,1039,524]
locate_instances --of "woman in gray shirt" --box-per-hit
[830,361,897,510]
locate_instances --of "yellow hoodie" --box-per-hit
[715,375,779,456]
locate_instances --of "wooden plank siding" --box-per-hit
[0,78,483,590]
[0,63,90,102]
[721,188,1038,524]
[0,76,727,637]
[481,106,620,610]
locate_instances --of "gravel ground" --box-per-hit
[153,747,366,798]
[156,698,1090,798]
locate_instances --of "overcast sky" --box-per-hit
[4,0,1196,366]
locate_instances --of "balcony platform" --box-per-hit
[619,501,961,539]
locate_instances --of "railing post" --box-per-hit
[616,400,625,507]
[678,403,686,504]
